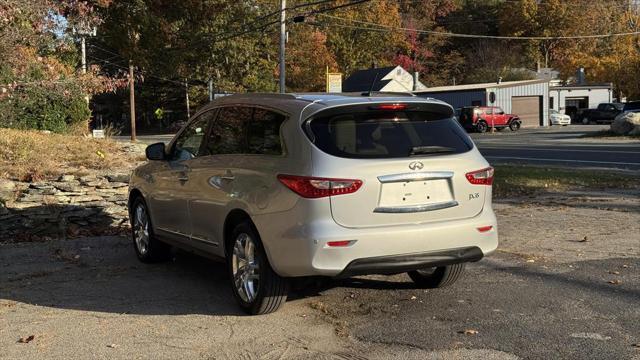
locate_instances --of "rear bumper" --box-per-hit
[253,200,498,278]
[338,246,483,278]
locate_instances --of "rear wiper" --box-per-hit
[409,146,456,156]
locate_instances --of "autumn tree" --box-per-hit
[285,26,338,92]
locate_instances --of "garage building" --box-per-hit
[415,79,550,127]
[549,84,613,121]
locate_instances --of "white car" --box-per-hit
[550,110,571,125]
[129,93,498,314]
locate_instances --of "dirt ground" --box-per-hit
[1,189,639,360]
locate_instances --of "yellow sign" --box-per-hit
[326,67,342,93]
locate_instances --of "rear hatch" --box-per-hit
[305,102,491,228]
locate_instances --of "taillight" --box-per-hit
[277,174,363,198]
[466,167,494,185]
[370,103,408,111]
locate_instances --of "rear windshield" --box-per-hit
[307,110,473,159]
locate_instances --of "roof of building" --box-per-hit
[550,83,612,90]
[342,66,397,92]
[415,79,549,93]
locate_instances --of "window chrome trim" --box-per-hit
[374,200,459,213]
[377,171,454,184]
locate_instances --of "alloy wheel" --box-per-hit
[232,233,260,303]
[133,204,150,255]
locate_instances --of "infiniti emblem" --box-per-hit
[408,161,424,170]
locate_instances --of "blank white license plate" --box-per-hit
[378,179,452,207]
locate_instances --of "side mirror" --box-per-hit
[145,142,166,161]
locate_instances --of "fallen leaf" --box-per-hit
[622,264,629,268]
[526,259,535,263]
[18,335,35,343]
[608,279,621,285]
[410,296,417,300]
[458,329,479,335]
[579,236,588,242]
[609,271,620,275]
[107,344,119,348]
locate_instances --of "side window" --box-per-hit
[485,108,493,115]
[496,107,505,114]
[248,108,286,155]
[206,106,251,155]
[170,111,213,161]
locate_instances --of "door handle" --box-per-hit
[219,175,235,181]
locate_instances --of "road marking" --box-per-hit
[486,156,640,166]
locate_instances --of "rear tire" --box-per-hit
[408,263,466,288]
[476,121,488,133]
[130,197,172,263]
[582,117,591,125]
[227,221,288,315]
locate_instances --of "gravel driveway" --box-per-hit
[1,191,638,360]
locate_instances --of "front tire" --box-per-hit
[228,221,288,315]
[408,263,466,288]
[130,197,172,263]
[509,121,521,131]
[582,117,591,125]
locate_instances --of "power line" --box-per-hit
[319,13,640,40]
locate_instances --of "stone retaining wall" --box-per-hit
[0,173,130,241]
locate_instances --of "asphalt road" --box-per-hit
[470,125,640,171]
[117,125,640,171]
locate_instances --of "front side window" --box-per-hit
[170,111,214,161]
[206,106,251,155]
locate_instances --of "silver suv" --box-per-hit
[128,93,498,314]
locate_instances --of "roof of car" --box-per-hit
[201,92,452,121]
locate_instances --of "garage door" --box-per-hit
[512,96,542,127]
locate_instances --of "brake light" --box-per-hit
[465,167,494,185]
[477,225,493,233]
[371,103,408,111]
[277,174,363,198]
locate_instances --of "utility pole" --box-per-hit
[81,36,87,74]
[279,0,286,93]
[129,61,136,142]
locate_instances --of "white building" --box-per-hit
[343,66,427,93]
[549,84,613,120]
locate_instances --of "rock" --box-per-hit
[78,175,98,184]
[0,179,16,202]
[0,202,9,215]
[58,174,76,182]
[53,181,83,193]
[70,195,104,203]
[106,174,130,183]
[611,112,640,135]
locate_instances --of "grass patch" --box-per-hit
[0,128,144,181]
[581,129,640,139]
[493,165,640,198]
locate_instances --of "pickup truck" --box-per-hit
[580,103,624,124]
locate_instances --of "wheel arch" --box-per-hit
[128,188,144,216]
[223,209,255,257]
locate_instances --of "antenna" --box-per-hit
[363,71,380,97]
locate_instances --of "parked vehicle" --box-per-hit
[580,103,624,124]
[128,93,498,315]
[458,106,521,133]
[549,110,571,126]
[622,101,640,113]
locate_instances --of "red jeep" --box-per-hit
[459,106,521,133]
